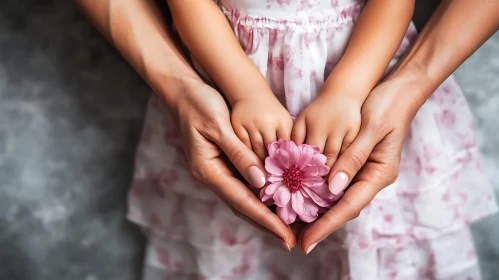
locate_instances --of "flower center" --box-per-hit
[283,167,304,193]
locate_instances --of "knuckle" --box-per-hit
[387,166,400,185]
[260,114,279,126]
[324,150,339,161]
[363,115,387,134]
[203,117,224,140]
[347,148,368,170]
[252,141,265,151]
[227,147,247,166]
[189,165,204,182]
[341,140,353,151]
[342,199,361,219]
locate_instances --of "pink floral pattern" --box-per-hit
[129,0,498,279]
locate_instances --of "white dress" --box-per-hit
[128,0,498,279]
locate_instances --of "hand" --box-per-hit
[171,77,296,249]
[299,76,421,254]
[231,95,294,160]
[291,91,362,169]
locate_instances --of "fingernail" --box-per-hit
[306,243,317,255]
[329,172,348,195]
[248,166,266,188]
[281,241,291,252]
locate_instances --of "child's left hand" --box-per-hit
[291,91,362,168]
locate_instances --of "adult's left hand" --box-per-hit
[299,75,423,254]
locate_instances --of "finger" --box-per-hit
[216,127,267,188]
[300,172,381,253]
[304,126,327,153]
[339,128,360,155]
[324,135,342,168]
[277,122,292,141]
[290,117,306,145]
[233,125,252,150]
[249,131,266,161]
[262,128,278,154]
[222,199,274,236]
[206,160,296,248]
[327,129,377,195]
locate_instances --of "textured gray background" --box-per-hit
[0,1,497,280]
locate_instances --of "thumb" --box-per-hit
[327,128,378,195]
[216,128,267,188]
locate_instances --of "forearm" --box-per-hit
[73,0,201,110]
[323,0,415,99]
[387,0,499,108]
[167,0,272,105]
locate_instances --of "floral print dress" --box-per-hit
[128,0,498,279]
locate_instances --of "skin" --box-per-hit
[73,0,296,249]
[292,0,415,168]
[300,0,499,254]
[74,0,499,255]
[168,0,414,164]
[167,0,294,161]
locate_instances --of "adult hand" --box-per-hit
[171,77,296,249]
[299,73,422,253]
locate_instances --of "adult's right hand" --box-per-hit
[170,77,296,249]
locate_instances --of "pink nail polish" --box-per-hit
[329,172,348,195]
[306,243,318,255]
[248,166,266,188]
[281,241,291,252]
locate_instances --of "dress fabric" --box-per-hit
[128,0,499,279]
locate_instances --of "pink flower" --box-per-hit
[260,139,343,224]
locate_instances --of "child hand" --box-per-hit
[291,92,362,168]
[231,95,294,160]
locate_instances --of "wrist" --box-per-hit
[226,86,276,106]
[385,61,435,110]
[320,78,370,104]
[154,70,203,117]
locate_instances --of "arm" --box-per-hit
[166,0,273,105]
[322,0,415,100]
[291,0,415,167]
[388,0,499,110]
[73,0,296,248]
[300,0,499,254]
[167,0,294,160]
[73,0,198,111]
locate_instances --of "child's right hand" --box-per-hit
[231,95,294,160]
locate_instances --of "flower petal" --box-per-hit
[311,154,330,176]
[260,187,274,205]
[276,149,291,169]
[313,153,327,165]
[301,185,332,207]
[273,187,291,207]
[302,165,319,177]
[298,197,319,223]
[303,175,325,187]
[291,192,305,216]
[282,140,300,166]
[302,184,343,207]
[265,157,284,175]
[311,145,321,154]
[297,145,315,169]
[265,182,284,195]
[317,164,330,177]
[277,202,297,225]
[268,141,280,157]
[268,174,283,183]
